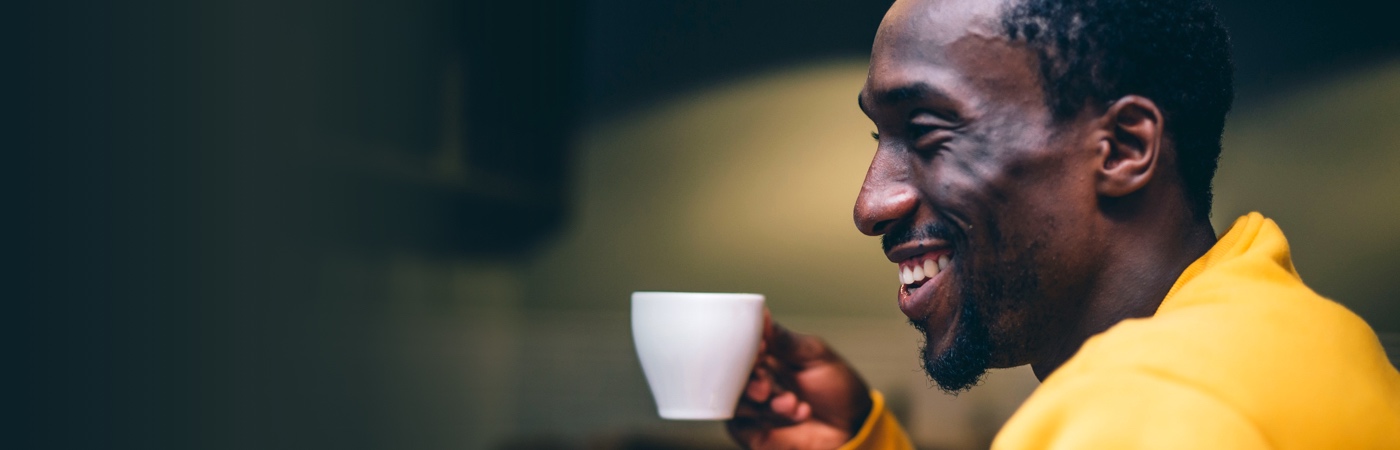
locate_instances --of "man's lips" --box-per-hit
[885,239,951,264]
[895,248,953,320]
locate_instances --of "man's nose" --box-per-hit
[853,153,918,236]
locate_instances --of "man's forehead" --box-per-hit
[876,0,1010,53]
[864,0,1038,112]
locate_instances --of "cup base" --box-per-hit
[658,408,733,421]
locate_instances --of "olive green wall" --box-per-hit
[1214,61,1400,330]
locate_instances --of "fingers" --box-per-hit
[731,391,813,431]
[759,310,821,368]
[794,399,813,422]
[727,314,828,449]
[738,365,813,423]
[749,315,824,417]
[770,391,797,416]
[745,367,772,402]
[765,321,831,369]
[748,356,794,402]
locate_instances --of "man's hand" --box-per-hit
[726,312,874,450]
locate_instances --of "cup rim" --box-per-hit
[631,291,764,303]
[632,291,762,297]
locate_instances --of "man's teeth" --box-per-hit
[900,254,949,286]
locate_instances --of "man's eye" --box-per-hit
[912,128,952,154]
[870,131,880,141]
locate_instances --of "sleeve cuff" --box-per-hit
[837,390,915,450]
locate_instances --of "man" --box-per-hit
[726,0,1400,448]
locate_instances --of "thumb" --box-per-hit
[766,318,828,367]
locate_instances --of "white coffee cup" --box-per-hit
[631,291,765,420]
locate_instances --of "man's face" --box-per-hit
[856,0,1104,391]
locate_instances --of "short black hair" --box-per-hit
[1001,0,1234,219]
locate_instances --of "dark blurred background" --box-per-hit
[12,0,1399,449]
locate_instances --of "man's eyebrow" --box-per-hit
[876,82,953,106]
[859,82,959,116]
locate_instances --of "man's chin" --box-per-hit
[912,314,992,393]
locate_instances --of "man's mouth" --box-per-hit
[895,249,953,321]
[899,252,950,288]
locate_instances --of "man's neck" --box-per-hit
[1030,214,1218,381]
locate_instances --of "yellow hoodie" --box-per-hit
[841,213,1400,449]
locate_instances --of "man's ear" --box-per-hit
[1095,95,1164,198]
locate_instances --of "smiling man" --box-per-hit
[725,0,1400,448]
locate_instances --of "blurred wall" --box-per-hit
[1214,61,1400,330]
